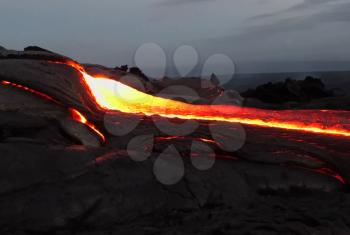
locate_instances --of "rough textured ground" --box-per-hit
[0,46,350,235]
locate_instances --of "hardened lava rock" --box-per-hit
[0,46,350,235]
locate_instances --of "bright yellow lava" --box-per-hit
[65,61,350,138]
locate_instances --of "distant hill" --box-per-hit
[241,77,334,104]
[224,71,350,94]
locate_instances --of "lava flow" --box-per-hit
[69,108,106,142]
[59,61,350,138]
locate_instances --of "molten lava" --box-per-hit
[1,80,58,104]
[69,108,106,142]
[52,61,350,138]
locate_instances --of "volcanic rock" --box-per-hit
[153,76,225,104]
[210,73,220,86]
[129,66,149,81]
[24,46,53,52]
[0,139,348,234]
[0,85,102,147]
[1,46,75,66]
[0,59,101,116]
[1,46,350,234]
[242,76,334,104]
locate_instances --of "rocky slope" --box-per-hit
[0,46,350,234]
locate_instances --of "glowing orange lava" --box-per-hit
[1,80,58,104]
[69,108,106,142]
[54,61,350,138]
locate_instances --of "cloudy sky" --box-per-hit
[1,0,350,74]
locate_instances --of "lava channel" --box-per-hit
[55,61,350,138]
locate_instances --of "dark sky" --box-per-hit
[1,0,350,74]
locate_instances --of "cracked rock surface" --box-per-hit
[0,47,350,234]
